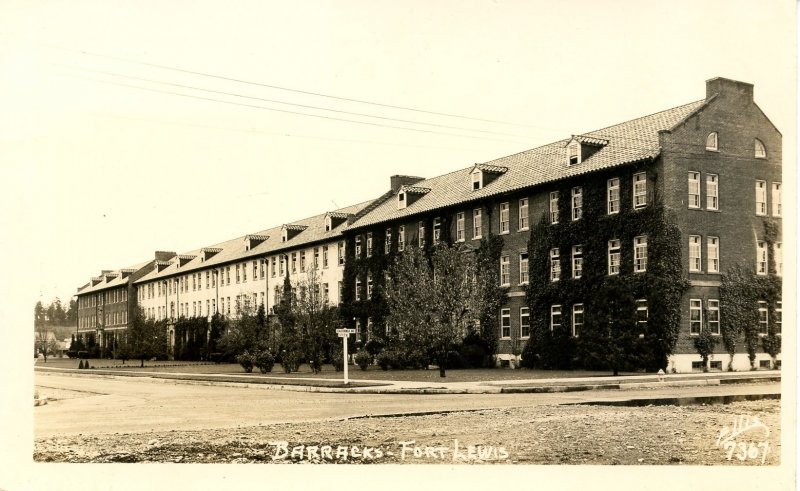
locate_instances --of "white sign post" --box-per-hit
[336,328,356,384]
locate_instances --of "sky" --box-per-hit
[0,1,794,305]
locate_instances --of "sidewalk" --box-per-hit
[34,365,781,394]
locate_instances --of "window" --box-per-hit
[707,300,720,335]
[775,302,782,335]
[366,232,373,257]
[355,319,361,342]
[755,181,767,215]
[433,218,441,242]
[572,245,583,279]
[291,253,297,273]
[706,174,718,210]
[338,281,343,304]
[519,252,529,284]
[500,309,511,338]
[550,248,561,282]
[688,172,700,208]
[520,307,530,338]
[385,229,392,253]
[571,187,582,221]
[236,264,240,283]
[338,241,345,265]
[259,260,264,279]
[634,236,648,272]
[756,241,768,275]
[355,236,362,257]
[355,277,362,301]
[608,239,621,275]
[300,251,306,272]
[775,242,782,276]
[500,256,510,286]
[518,198,529,230]
[706,132,718,151]
[397,192,406,209]
[398,226,405,251]
[572,304,584,337]
[550,305,562,332]
[633,172,647,209]
[607,178,620,214]
[418,222,425,248]
[472,170,482,191]
[754,138,766,158]
[549,191,559,224]
[226,267,231,284]
[772,183,781,217]
[456,212,465,241]
[689,235,702,272]
[242,263,247,282]
[689,299,702,335]
[313,248,319,269]
[473,209,482,239]
[568,141,580,165]
[707,237,719,273]
[322,283,329,302]
[758,301,768,335]
[499,203,509,233]
[270,257,276,277]
[636,299,648,332]
[367,274,373,299]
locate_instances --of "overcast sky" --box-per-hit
[0,0,794,306]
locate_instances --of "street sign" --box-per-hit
[337,328,357,385]
[336,328,356,335]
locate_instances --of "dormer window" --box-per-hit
[568,141,580,165]
[397,192,406,209]
[281,229,288,242]
[706,132,718,151]
[325,217,332,231]
[471,169,483,190]
[565,136,606,165]
[754,139,766,158]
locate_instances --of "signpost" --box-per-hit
[336,328,356,384]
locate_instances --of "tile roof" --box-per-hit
[77,259,152,294]
[349,100,706,229]
[133,199,373,284]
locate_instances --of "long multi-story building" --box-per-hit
[74,77,781,372]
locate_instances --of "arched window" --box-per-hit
[754,138,767,158]
[706,132,718,151]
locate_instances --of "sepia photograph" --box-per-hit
[1,0,795,489]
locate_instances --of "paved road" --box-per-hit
[34,372,780,438]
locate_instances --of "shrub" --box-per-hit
[281,349,302,373]
[354,350,372,371]
[235,351,255,373]
[445,350,467,369]
[693,329,717,372]
[364,339,385,357]
[254,350,275,374]
[377,350,405,370]
[77,351,89,360]
[458,343,487,369]
[330,345,344,371]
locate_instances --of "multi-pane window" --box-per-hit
[689,235,702,272]
[775,242,782,276]
[500,255,510,286]
[499,202,510,233]
[758,301,769,335]
[775,302,782,335]
[313,248,319,269]
[500,308,511,338]
[338,241,345,265]
[236,264,241,283]
[550,305,562,332]
[571,245,583,279]
[385,229,392,253]
[608,239,621,275]
[520,307,530,338]
[355,277,362,301]
[322,283,329,302]
[398,226,405,252]
[689,299,702,335]
[688,172,700,208]
[772,183,781,217]
[243,263,248,282]
[549,191,559,224]
[279,256,285,275]
[473,209,482,239]
[636,299,648,332]
[456,212,465,241]
[607,178,620,214]
[418,222,425,248]
[707,237,720,273]
[755,181,767,215]
[572,304,584,337]
[367,274,373,299]
[323,245,329,268]
[634,236,648,272]
[706,132,718,151]
[754,138,766,158]
[291,253,297,273]
[568,142,580,165]
[300,251,306,272]
[366,233,373,257]
[518,198,529,230]
[756,241,768,275]
[707,300,720,335]
[355,236,362,257]
[433,218,441,242]
[338,281,343,303]
[472,170,482,190]
[259,259,265,279]
[633,172,647,209]
[550,248,561,282]
[271,257,277,277]
[706,174,719,210]
[519,252,529,284]
[571,187,582,221]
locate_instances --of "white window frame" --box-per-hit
[338,241,345,266]
[385,229,392,253]
[472,209,482,239]
[755,180,767,216]
[355,236,362,257]
[550,305,562,332]
[397,191,406,209]
[772,182,781,217]
[550,248,560,282]
[689,299,702,335]
[572,303,584,337]
[456,212,465,242]
[689,235,702,272]
[706,174,719,210]
[366,232,373,257]
[518,198,529,230]
[707,299,720,335]
[758,301,769,336]
[398,226,405,252]
[688,172,701,209]
[500,255,510,286]
[500,308,511,339]
[418,221,425,248]
[756,241,768,275]
[571,187,582,221]
[472,170,483,191]
[707,237,720,273]
[520,307,530,339]
[633,172,647,209]
[499,202,510,233]
[549,191,559,224]
[775,242,782,276]
[754,138,766,159]
[607,178,620,214]
[572,245,583,279]
[636,299,648,332]
[355,277,362,301]
[634,236,648,273]
[608,239,621,275]
[776,301,782,336]
[519,252,529,284]
[706,132,718,151]
[433,218,441,242]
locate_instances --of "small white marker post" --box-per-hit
[336,328,356,384]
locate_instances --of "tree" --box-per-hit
[65,298,78,325]
[51,297,67,325]
[292,266,340,373]
[34,300,49,362]
[128,307,168,367]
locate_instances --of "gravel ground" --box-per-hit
[34,399,779,465]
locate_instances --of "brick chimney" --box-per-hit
[390,175,425,193]
[706,77,753,102]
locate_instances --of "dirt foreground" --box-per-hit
[35,399,779,465]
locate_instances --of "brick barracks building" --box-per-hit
[75,77,781,372]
